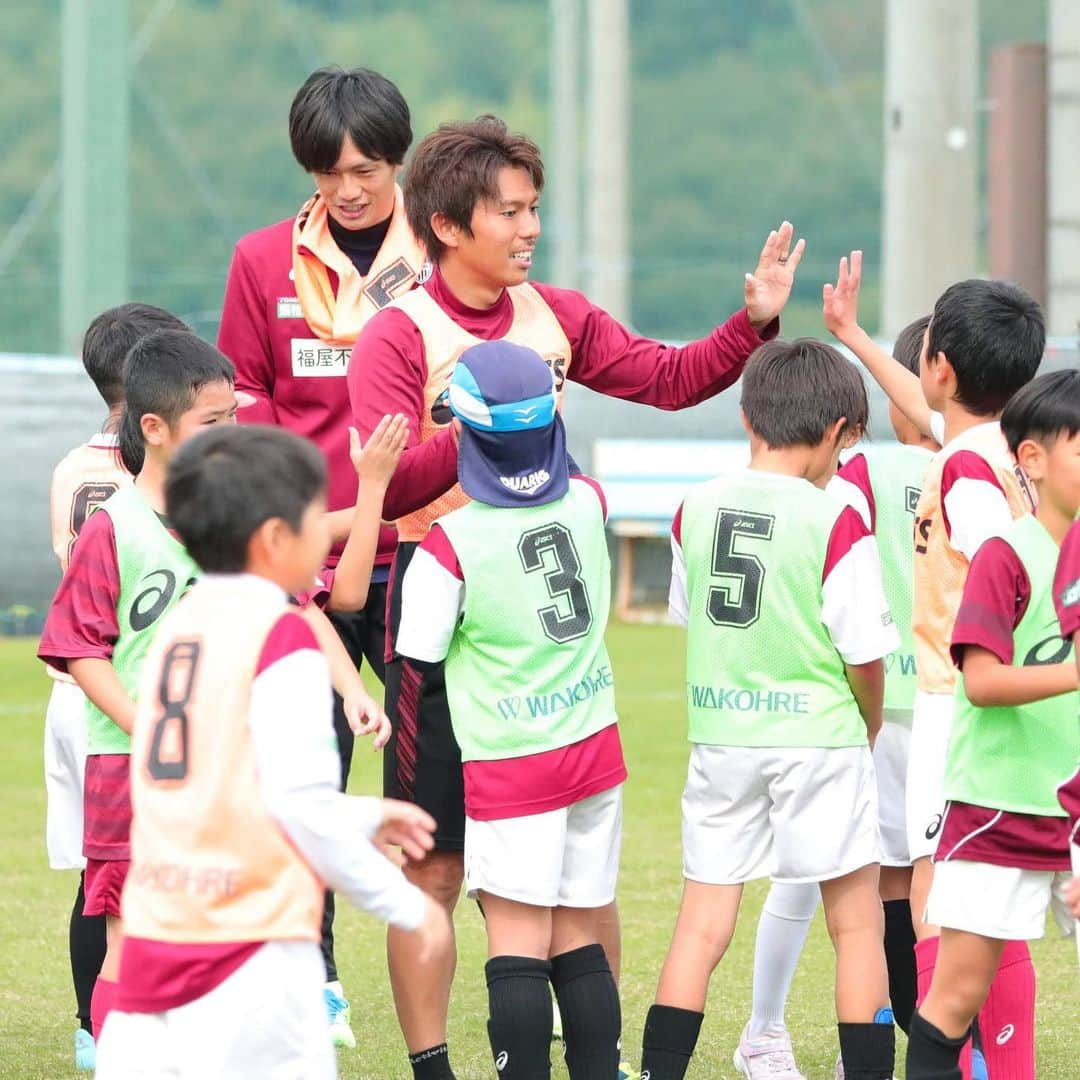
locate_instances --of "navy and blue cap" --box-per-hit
[448,339,570,509]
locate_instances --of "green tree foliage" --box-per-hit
[0,0,1048,354]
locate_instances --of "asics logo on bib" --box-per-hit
[925,813,943,841]
[996,1024,1015,1045]
[1022,629,1070,666]
[496,1050,509,1070]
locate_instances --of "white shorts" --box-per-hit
[874,711,911,867]
[927,860,1075,941]
[95,940,335,1080]
[465,784,622,908]
[906,691,953,861]
[682,744,881,885]
[44,679,88,870]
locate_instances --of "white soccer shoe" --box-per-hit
[733,1024,807,1079]
[834,1053,898,1080]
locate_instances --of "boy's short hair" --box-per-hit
[1000,369,1080,456]
[927,279,1044,415]
[166,426,326,574]
[80,303,189,408]
[741,338,869,449]
[289,66,411,171]
[893,314,930,376]
[118,331,235,475]
[404,115,545,262]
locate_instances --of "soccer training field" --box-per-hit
[1,628,1076,1079]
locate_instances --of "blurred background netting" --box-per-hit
[0,0,1048,353]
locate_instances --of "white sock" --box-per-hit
[747,881,820,1040]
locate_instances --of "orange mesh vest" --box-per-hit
[48,440,129,682]
[123,581,323,945]
[392,285,572,542]
[291,186,425,345]
[912,423,1033,694]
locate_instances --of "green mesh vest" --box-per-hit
[437,482,617,763]
[860,445,933,715]
[682,471,866,748]
[86,485,200,755]
[947,514,1078,816]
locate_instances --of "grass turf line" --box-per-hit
[0,629,1076,1078]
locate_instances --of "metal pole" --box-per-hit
[550,0,581,290]
[1047,0,1080,336]
[881,0,977,336]
[61,0,130,353]
[586,0,629,323]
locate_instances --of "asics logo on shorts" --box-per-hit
[996,1024,1015,1045]
[496,1050,509,1070]
[925,813,943,841]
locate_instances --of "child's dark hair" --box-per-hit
[81,303,189,408]
[289,66,411,171]
[893,314,930,376]
[166,426,326,574]
[1000,369,1080,456]
[118,331,234,475]
[927,279,1044,415]
[741,338,869,448]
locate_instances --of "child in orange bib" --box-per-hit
[93,425,448,1080]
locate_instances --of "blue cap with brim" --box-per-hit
[448,340,570,509]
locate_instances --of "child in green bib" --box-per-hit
[396,340,625,1080]
[908,369,1080,1079]
[40,329,237,1041]
[736,314,940,1076]
[640,338,899,1080]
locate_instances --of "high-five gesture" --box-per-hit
[822,250,863,343]
[744,220,806,329]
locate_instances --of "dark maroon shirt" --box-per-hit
[348,267,776,521]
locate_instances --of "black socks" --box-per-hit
[905,1009,967,1080]
[838,1020,896,1080]
[485,955,553,1079]
[640,1003,704,1080]
[882,898,917,1034]
[409,1042,455,1080]
[484,946,622,1080]
[69,872,106,1033]
[551,944,621,1079]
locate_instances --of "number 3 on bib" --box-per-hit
[518,524,593,643]
[708,509,774,628]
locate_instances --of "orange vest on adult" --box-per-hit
[122,580,323,944]
[912,422,1033,694]
[292,186,425,345]
[391,284,572,542]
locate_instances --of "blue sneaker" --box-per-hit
[75,1028,96,1071]
[324,981,355,1049]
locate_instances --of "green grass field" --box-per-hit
[1,629,1076,1079]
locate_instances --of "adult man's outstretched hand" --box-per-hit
[744,220,805,330]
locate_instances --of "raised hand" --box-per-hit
[349,414,408,488]
[744,220,806,329]
[822,250,863,343]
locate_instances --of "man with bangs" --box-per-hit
[218,66,425,1047]
[348,113,805,1080]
